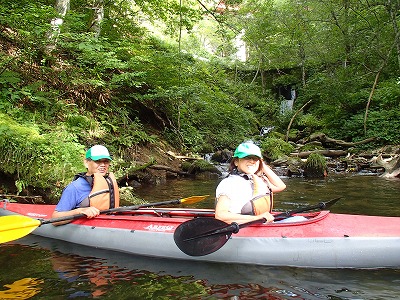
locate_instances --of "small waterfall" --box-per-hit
[204,153,230,178]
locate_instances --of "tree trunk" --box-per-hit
[364,43,394,135]
[386,0,400,69]
[309,133,376,147]
[285,99,312,142]
[291,149,348,159]
[330,0,351,68]
[298,42,306,87]
[46,0,70,51]
[89,0,104,37]
[55,0,69,16]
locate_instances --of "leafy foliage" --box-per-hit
[260,137,295,161]
[305,153,327,169]
[0,0,399,199]
[0,113,84,197]
[304,153,327,178]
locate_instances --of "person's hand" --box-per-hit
[259,211,274,223]
[80,207,100,218]
[260,162,271,173]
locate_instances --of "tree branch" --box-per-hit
[285,99,312,142]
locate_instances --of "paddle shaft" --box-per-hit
[183,197,342,241]
[273,197,341,221]
[230,197,342,230]
[41,198,194,225]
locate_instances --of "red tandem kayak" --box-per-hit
[1,200,400,269]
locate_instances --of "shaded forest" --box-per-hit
[0,0,399,201]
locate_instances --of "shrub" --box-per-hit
[0,113,85,201]
[304,153,327,178]
[260,137,295,161]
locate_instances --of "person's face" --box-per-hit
[235,156,260,174]
[85,159,111,176]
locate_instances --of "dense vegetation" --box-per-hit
[0,0,399,200]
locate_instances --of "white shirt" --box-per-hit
[215,174,270,214]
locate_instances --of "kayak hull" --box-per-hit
[1,201,400,269]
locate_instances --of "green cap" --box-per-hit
[233,142,262,159]
[85,145,112,161]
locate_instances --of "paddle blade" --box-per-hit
[180,195,209,205]
[0,215,41,243]
[174,217,230,256]
[321,197,341,209]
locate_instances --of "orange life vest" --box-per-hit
[241,174,274,216]
[241,194,273,215]
[78,172,120,210]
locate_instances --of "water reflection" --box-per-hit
[4,235,400,299]
[1,240,210,299]
[0,278,43,299]
[51,252,117,297]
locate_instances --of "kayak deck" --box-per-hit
[2,201,400,238]
[1,201,400,269]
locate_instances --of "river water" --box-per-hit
[1,174,400,299]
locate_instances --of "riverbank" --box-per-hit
[0,141,398,205]
[135,142,400,182]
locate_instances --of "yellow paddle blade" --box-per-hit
[180,195,209,205]
[0,215,41,244]
[0,278,43,299]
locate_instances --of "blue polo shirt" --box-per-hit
[55,177,92,211]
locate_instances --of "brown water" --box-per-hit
[1,174,400,299]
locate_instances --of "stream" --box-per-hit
[1,173,400,299]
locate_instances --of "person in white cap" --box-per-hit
[215,141,286,224]
[52,145,120,225]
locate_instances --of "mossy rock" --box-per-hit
[119,186,148,206]
[303,153,327,178]
[182,160,221,175]
[261,137,295,161]
[211,149,232,163]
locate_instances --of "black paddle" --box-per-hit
[173,197,341,256]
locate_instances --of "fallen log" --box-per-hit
[166,151,203,160]
[370,154,400,178]
[291,149,348,158]
[309,133,376,147]
[148,164,192,176]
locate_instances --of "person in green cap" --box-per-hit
[215,141,286,224]
[52,145,120,225]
